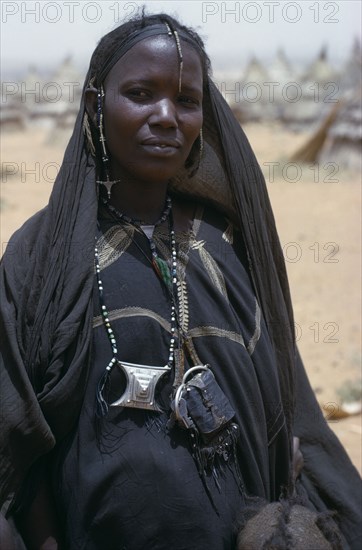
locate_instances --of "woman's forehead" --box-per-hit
[104,35,203,87]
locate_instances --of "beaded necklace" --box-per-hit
[101,195,171,227]
[101,195,174,286]
[95,196,179,414]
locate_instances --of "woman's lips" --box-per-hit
[142,137,181,148]
[140,138,181,156]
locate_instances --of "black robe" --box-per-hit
[51,204,289,549]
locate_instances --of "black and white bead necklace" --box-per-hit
[101,195,171,228]
[95,196,179,414]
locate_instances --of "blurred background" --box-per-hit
[1,0,361,471]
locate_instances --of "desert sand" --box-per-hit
[1,122,361,473]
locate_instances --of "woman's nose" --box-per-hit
[149,98,178,128]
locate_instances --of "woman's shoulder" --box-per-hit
[1,207,48,268]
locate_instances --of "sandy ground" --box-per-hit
[1,123,361,473]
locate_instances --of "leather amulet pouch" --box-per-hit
[172,365,236,444]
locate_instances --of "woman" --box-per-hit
[0,12,361,550]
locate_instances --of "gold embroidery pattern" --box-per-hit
[93,306,171,333]
[154,222,198,335]
[222,221,234,244]
[93,311,246,350]
[188,325,245,347]
[177,279,189,332]
[191,240,228,299]
[96,226,134,271]
[191,239,206,250]
[247,298,261,355]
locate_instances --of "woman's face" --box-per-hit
[101,35,203,185]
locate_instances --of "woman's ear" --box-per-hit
[85,87,98,127]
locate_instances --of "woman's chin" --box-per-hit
[124,164,186,186]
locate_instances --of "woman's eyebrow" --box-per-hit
[120,78,202,95]
[180,83,203,95]
[120,78,156,87]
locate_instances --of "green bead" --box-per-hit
[155,257,171,286]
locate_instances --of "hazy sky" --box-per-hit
[1,0,361,76]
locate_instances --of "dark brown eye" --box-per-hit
[178,95,200,107]
[127,89,150,99]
